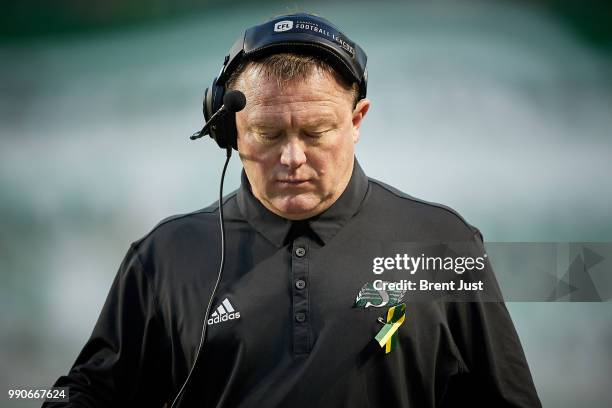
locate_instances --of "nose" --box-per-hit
[279,136,307,169]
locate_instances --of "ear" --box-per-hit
[351,98,371,144]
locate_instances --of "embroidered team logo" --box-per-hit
[354,282,406,308]
[207,298,241,325]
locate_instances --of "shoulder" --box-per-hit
[365,177,483,242]
[131,191,239,255]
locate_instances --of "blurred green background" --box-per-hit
[1,0,611,407]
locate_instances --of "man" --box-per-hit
[45,13,541,407]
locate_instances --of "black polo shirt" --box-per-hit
[46,159,541,407]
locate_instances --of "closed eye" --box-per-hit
[304,128,333,138]
[254,130,282,142]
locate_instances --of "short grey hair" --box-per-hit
[225,52,360,108]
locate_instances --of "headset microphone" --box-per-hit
[172,90,245,408]
[190,90,246,140]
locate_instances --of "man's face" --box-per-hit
[234,67,370,220]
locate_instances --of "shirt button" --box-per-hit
[295,312,306,323]
[295,247,306,257]
[295,279,306,290]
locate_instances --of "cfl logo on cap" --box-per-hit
[274,20,293,32]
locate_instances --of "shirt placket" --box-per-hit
[291,237,310,354]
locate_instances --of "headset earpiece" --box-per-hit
[203,77,238,150]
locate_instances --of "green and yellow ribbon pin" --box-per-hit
[374,303,406,354]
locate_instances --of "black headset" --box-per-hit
[202,12,368,150]
[172,13,368,407]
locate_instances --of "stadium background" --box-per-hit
[1,1,611,406]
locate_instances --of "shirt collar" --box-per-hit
[236,158,369,247]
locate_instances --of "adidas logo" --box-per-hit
[207,298,241,325]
